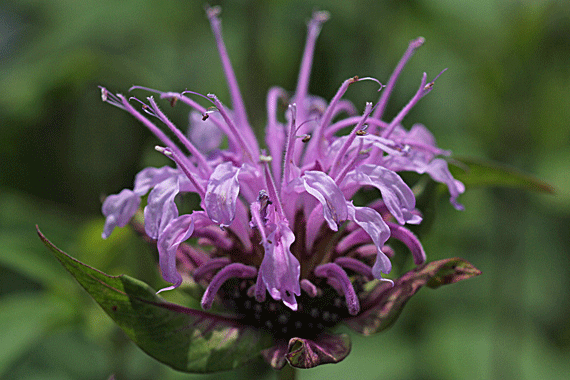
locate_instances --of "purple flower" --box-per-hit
[99,6,468,369]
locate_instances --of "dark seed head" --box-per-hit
[219,277,362,339]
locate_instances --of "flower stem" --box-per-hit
[278,364,296,380]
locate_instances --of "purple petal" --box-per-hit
[204,162,240,227]
[301,171,347,230]
[346,202,392,278]
[144,176,180,239]
[133,166,179,196]
[407,123,437,149]
[228,198,253,252]
[157,214,195,291]
[380,124,464,210]
[259,222,301,310]
[361,134,402,156]
[424,158,465,210]
[286,333,351,369]
[101,189,141,239]
[342,164,420,225]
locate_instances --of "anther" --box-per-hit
[201,107,218,121]
[154,145,172,156]
[100,87,108,102]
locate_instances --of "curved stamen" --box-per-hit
[99,87,126,109]
[115,94,187,161]
[329,102,374,179]
[161,89,241,154]
[383,69,447,139]
[130,87,232,142]
[146,97,212,174]
[200,263,257,310]
[314,263,360,315]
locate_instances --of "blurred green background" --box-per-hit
[1,0,569,379]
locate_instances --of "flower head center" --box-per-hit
[220,277,366,339]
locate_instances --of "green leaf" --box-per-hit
[37,227,272,373]
[346,258,481,336]
[425,259,483,289]
[449,157,554,193]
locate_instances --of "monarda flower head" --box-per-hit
[98,6,477,370]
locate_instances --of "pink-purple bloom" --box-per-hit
[100,6,466,369]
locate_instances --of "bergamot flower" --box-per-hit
[96,6,477,369]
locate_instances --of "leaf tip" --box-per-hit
[427,258,482,288]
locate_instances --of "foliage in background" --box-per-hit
[1,0,569,379]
